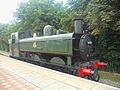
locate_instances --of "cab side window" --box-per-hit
[12,35,15,44]
[19,32,26,39]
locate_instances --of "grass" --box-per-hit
[99,71,120,83]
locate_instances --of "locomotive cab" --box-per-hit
[9,32,20,57]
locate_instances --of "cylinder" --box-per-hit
[74,16,83,34]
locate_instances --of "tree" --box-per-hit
[14,0,67,32]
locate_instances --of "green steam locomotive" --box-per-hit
[9,16,107,81]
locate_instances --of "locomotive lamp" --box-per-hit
[74,16,83,34]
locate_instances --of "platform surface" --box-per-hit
[0,54,119,90]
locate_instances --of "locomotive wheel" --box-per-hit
[92,73,100,82]
[94,74,100,82]
[83,75,92,80]
[83,74,100,82]
[91,69,100,82]
[83,69,100,81]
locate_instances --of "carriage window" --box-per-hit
[12,35,15,44]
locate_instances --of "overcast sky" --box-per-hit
[0,0,67,24]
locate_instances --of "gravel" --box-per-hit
[99,79,120,88]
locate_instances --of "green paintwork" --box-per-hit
[11,43,19,57]
[19,33,74,55]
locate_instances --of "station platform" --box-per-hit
[0,54,119,90]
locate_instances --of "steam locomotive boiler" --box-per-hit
[9,16,107,81]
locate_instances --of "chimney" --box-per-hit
[74,16,83,34]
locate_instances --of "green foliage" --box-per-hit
[60,11,77,32]
[14,0,67,31]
